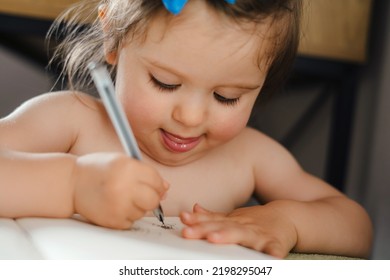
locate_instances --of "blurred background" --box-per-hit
[1,0,389,259]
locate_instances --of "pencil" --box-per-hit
[88,62,165,225]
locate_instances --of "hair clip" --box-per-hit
[162,0,236,15]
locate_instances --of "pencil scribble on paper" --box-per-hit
[128,220,176,237]
[153,222,175,230]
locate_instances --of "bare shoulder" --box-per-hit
[236,127,341,202]
[0,91,105,152]
[236,127,296,168]
[237,127,301,175]
[0,91,106,131]
[233,127,285,154]
[7,91,101,114]
[236,126,273,143]
[223,127,291,175]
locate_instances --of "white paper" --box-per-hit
[11,216,274,260]
[0,219,43,259]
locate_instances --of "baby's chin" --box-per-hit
[150,154,204,167]
[143,149,209,167]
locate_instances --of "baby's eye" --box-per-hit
[150,75,180,92]
[214,92,240,106]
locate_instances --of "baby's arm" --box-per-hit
[181,129,372,258]
[0,149,76,218]
[0,92,167,228]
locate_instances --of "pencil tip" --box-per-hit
[159,214,165,225]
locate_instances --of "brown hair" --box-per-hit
[48,0,301,95]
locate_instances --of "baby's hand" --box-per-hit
[72,153,168,229]
[180,203,297,258]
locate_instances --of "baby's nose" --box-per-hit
[172,96,207,127]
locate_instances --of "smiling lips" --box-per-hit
[161,130,202,153]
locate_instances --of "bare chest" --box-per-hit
[152,156,255,216]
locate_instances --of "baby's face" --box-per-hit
[113,0,272,166]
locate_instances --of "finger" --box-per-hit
[180,211,209,226]
[137,164,169,197]
[181,221,229,239]
[195,223,251,245]
[104,218,134,230]
[133,185,162,211]
[193,203,210,213]
[180,211,195,225]
[180,210,225,226]
[192,204,226,220]
[163,179,170,190]
[193,204,225,218]
[126,204,147,221]
[205,226,286,258]
[263,241,286,259]
[158,179,170,198]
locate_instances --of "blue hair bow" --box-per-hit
[162,0,236,15]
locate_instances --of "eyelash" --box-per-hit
[149,75,179,92]
[213,93,240,106]
[149,74,240,106]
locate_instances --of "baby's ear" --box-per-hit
[98,4,117,65]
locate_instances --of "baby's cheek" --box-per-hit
[121,93,162,130]
[210,119,247,143]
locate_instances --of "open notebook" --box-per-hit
[0,216,274,260]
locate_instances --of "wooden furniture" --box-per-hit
[0,0,79,20]
[300,0,372,63]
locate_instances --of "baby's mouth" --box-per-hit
[160,129,202,153]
